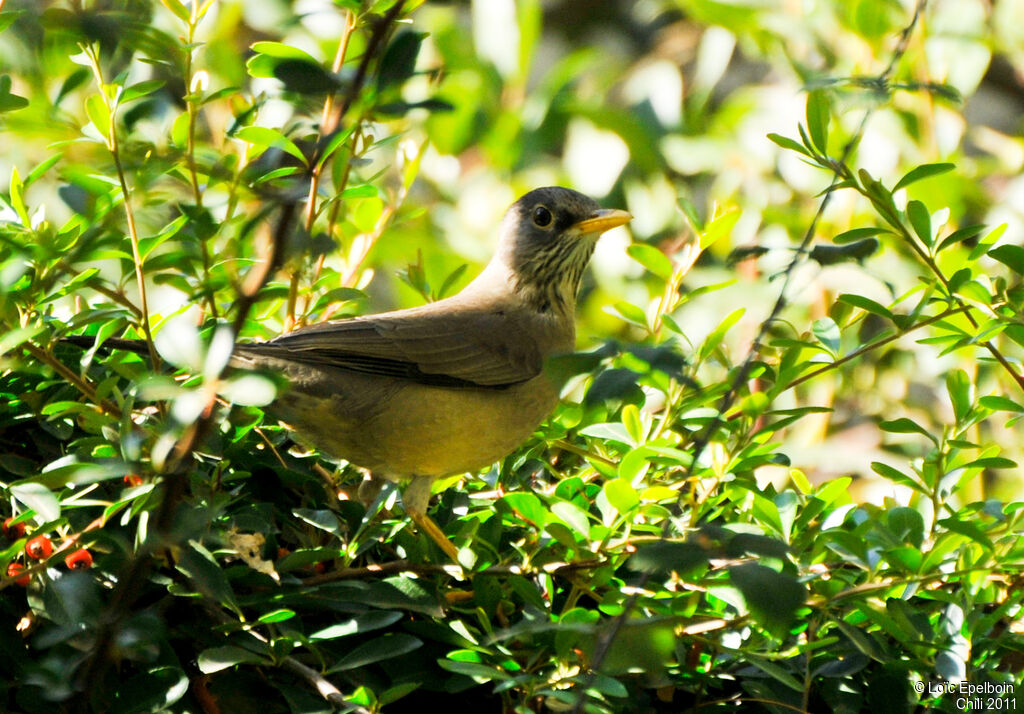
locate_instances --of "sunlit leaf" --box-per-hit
[893,162,955,192]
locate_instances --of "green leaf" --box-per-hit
[54,67,90,106]
[806,89,830,154]
[0,74,28,112]
[24,154,61,188]
[309,611,404,641]
[878,418,936,443]
[0,11,25,35]
[273,59,342,94]
[946,369,971,424]
[293,508,345,537]
[936,224,985,253]
[893,162,956,192]
[10,482,60,522]
[84,93,111,142]
[327,634,423,672]
[578,421,635,445]
[235,125,307,165]
[871,462,925,493]
[621,403,644,443]
[814,478,852,507]
[767,132,811,157]
[630,541,710,575]
[176,541,240,615]
[832,226,892,244]
[626,243,673,281]
[257,609,296,623]
[376,98,455,115]
[988,243,1024,276]
[8,164,27,225]
[197,646,269,674]
[699,307,745,362]
[0,324,43,356]
[701,207,740,250]
[550,501,590,539]
[121,80,166,103]
[956,279,991,306]
[603,479,640,514]
[836,620,885,660]
[609,301,648,330]
[438,659,512,681]
[377,31,426,90]
[809,238,879,265]
[887,507,925,547]
[341,183,379,199]
[110,667,189,713]
[220,373,276,407]
[437,263,468,299]
[746,656,805,692]
[936,517,994,549]
[962,456,1016,469]
[159,0,191,23]
[979,395,1024,412]
[812,317,840,356]
[729,563,806,636]
[969,223,1007,261]
[837,294,895,322]
[247,41,321,78]
[501,492,547,526]
[906,200,932,246]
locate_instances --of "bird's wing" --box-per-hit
[237,306,543,389]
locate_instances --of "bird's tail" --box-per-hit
[60,335,150,356]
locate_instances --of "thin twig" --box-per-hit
[335,0,407,127]
[279,658,356,710]
[22,342,121,417]
[783,305,970,393]
[299,557,607,585]
[552,439,616,467]
[182,2,218,319]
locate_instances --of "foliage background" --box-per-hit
[0,0,1022,712]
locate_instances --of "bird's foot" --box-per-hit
[406,508,462,565]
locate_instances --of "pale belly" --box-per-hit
[269,368,559,478]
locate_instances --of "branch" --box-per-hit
[300,557,607,585]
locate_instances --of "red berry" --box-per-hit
[124,474,144,487]
[276,547,291,560]
[2,517,25,540]
[64,549,93,570]
[25,535,53,560]
[6,562,30,587]
[312,562,327,574]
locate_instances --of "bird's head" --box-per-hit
[491,187,632,314]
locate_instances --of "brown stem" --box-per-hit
[53,258,142,316]
[299,557,607,585]
[335,0,407,128]
[182,4,217,318]
[110,151,159,371]
[783,305,970,393]
[22,342,120,417]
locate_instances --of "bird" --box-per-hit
[66,187,632,561]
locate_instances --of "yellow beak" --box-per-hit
[572,208,633,235]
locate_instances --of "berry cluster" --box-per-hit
[3,516,94,588]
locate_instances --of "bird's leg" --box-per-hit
[402,474,461,563]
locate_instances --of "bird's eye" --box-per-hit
[532,205,553,228]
